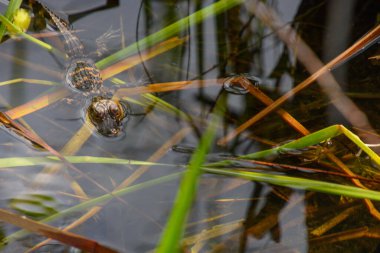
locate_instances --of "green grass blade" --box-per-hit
[204,167,380,201]
[208,125,342,167]
[156,96,225,252]
[0,0,22,41]
[340,125,380,166]
[210,124,380,168]
[96,0,244,69]
[0,156,175,168]
[241,125,341,160]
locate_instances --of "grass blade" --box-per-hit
[156,96,225,252]
[0,156,174,168]
[204,168,380,201]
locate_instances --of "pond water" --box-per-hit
[0,0,380,252]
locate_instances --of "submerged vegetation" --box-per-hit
[0,0,380,252]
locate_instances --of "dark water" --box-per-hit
[0,0,380,252]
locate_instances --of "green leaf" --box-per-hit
[204,168,380,201]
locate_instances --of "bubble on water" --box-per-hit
[222,74,261,95]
